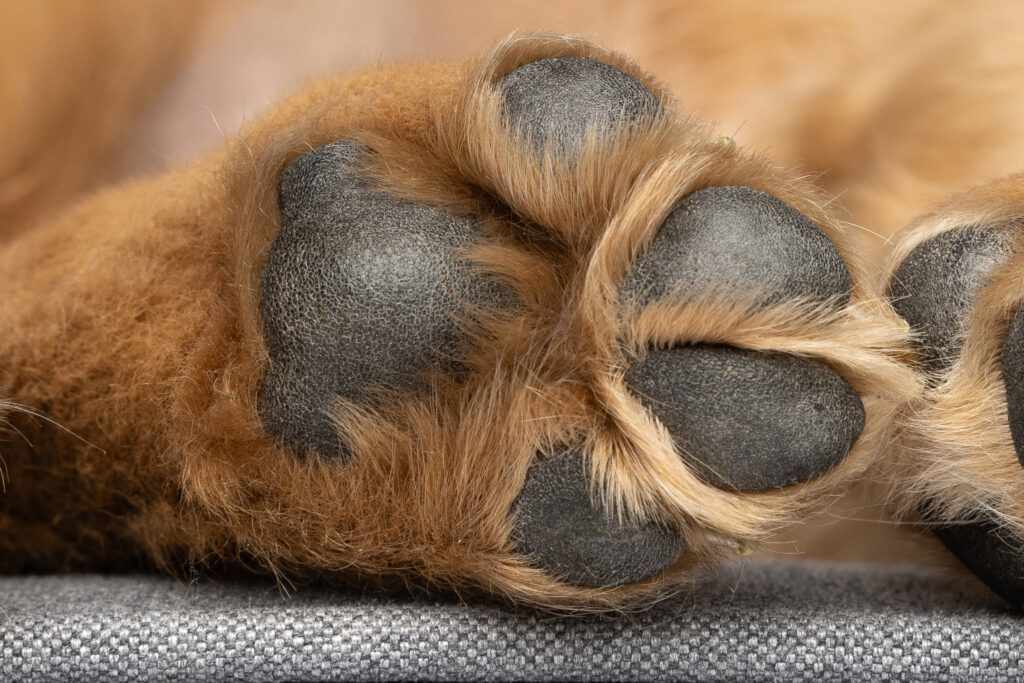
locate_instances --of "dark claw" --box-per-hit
[620,186,852,310]
[626,344,865,492]
[498,56,662,152]
[510,446,686,588]
[259,140,512,461]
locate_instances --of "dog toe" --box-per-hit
[510,446,685,588]
[621,186,852,309]
[499,56,662,152]
[626,344,864,492]
[890,226,1013,371]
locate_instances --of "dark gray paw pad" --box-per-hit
[498,56,662,152]
[890,226,1012,372]
[260,140,512,461]
[626,344,865,492]
[510,446,685,588]
[1002,307,1024,469]
[924,506,1024,610]
[620,186,852,310]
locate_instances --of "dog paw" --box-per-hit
[885,176,1024,608]
[0,33,912,608]
[242,35,914,605]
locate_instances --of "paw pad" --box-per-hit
[889,226,1012,371]
[499,56,661,151]
[626,344,865,492]
[252,38,901,604]
[510,446,685,588]
[260,140,512,460]
[620,186,852,308]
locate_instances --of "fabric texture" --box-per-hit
[1,559,1019,681]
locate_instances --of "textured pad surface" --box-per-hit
[626,344,865,492]
[1001,306,1024,468]
[620,186,852,309]
[498,56,661,151]
[890,226,1012,371]
[927,509,1024,611]
[510,446,685,588]
[1,562,1016,681]
[260,141,510,460]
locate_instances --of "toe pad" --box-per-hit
[620,186,852,310]
[498,56,662,152]
[890,226,1012,371]
[510,446,685,588]
[626,344,865,492]
[927,507,1024,609]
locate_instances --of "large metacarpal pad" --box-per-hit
[260,141,511,460]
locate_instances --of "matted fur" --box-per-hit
[884,176,1024,537]
[0,31,919,611]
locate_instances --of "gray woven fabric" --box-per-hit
[1,560,1019,681]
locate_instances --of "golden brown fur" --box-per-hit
[3,0,1024,610]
